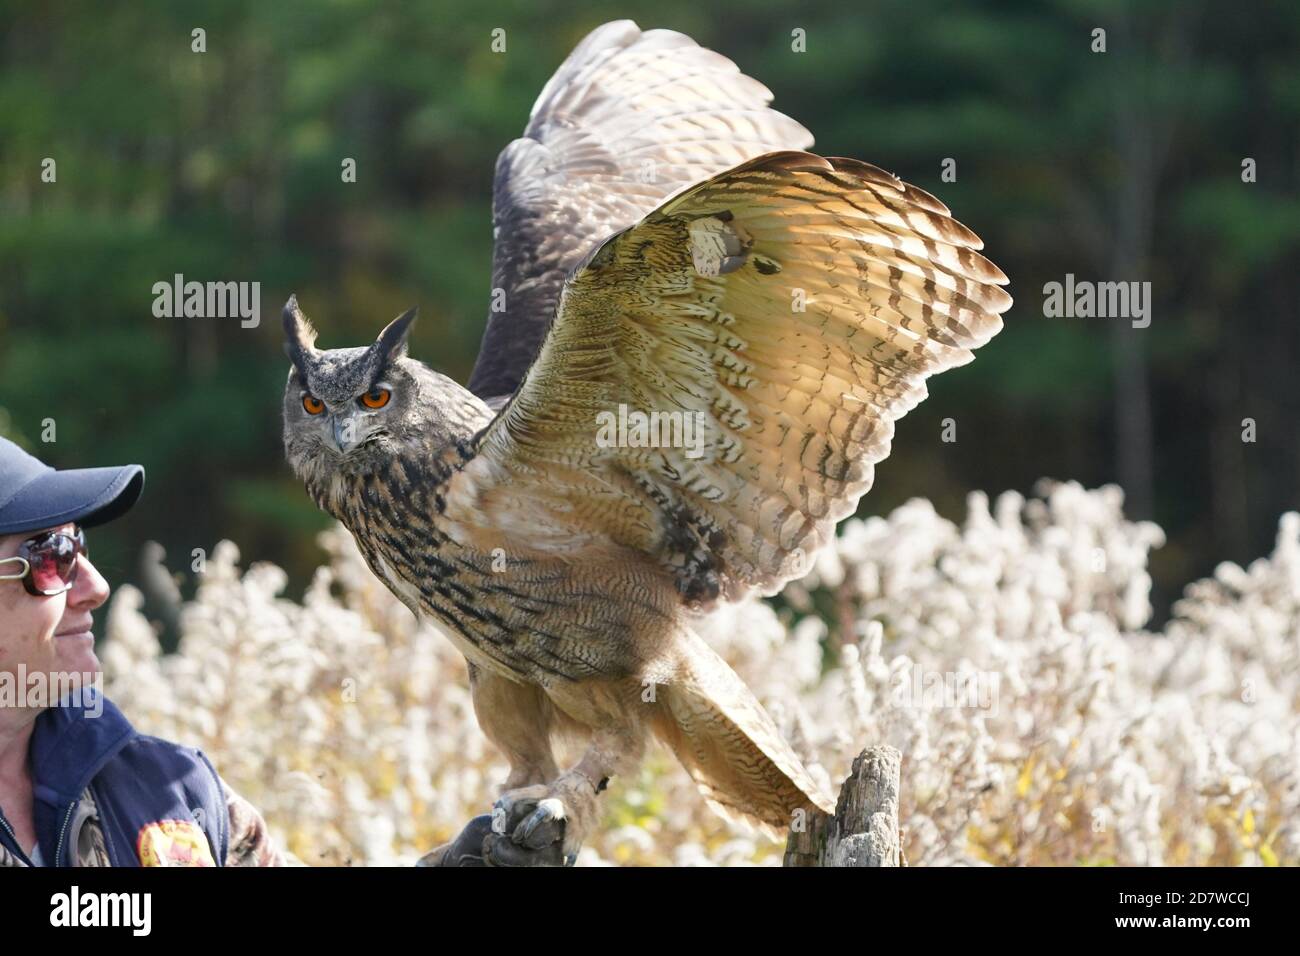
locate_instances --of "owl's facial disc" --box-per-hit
[300,380,396,454]
[282,298,419,467]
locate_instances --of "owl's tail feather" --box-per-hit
[650,629,835,835]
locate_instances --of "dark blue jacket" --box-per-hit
[0,688,228,866]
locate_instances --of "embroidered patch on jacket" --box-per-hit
[136,820,216,867]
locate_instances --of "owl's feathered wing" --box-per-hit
[450,150,1012,604]
[451,27,1009,830]
[446,149,1010,828]
[468,19,813,401]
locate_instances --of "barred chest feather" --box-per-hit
[303,444,678,687]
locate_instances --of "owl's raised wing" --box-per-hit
[467,20,813,401]
[448,151,1011,603]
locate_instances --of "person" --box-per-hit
[0,437,285,866]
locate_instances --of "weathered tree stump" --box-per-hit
[784,745,902,867]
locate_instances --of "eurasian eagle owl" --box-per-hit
[282,20,1010,866]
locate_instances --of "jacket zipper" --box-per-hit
[53,799,78,867]
[89,782,116,864]
[0,808,36,867]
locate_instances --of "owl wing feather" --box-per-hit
[468,19,813,401]
[449,150,1012,603]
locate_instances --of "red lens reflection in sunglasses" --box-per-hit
[24,531,83,594]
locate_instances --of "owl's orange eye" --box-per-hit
[360,388,391,410]
[302,394,325,415]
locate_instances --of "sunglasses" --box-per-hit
[0,527,87,596]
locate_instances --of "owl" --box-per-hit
[282,20,1010,866]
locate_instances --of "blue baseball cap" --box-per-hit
[0,438,144,536]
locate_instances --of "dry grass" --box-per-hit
[103,481,1299,866]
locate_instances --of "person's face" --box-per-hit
[0,523,110,688]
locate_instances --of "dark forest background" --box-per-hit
[1,0,1297,626]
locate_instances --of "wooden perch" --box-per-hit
[783,745,902,867]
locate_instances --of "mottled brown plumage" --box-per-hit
[282,20,1011,862]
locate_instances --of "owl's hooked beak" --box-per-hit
[330,411,362,454]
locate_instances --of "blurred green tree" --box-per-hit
[1,0,1296,624]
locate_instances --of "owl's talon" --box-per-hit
[484,788,568,864]
[493,787,548,831]
[492,777,598,861]
[515,798,566,850]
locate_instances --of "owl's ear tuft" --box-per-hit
[374,306,418,364]
[282,294,319,379]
